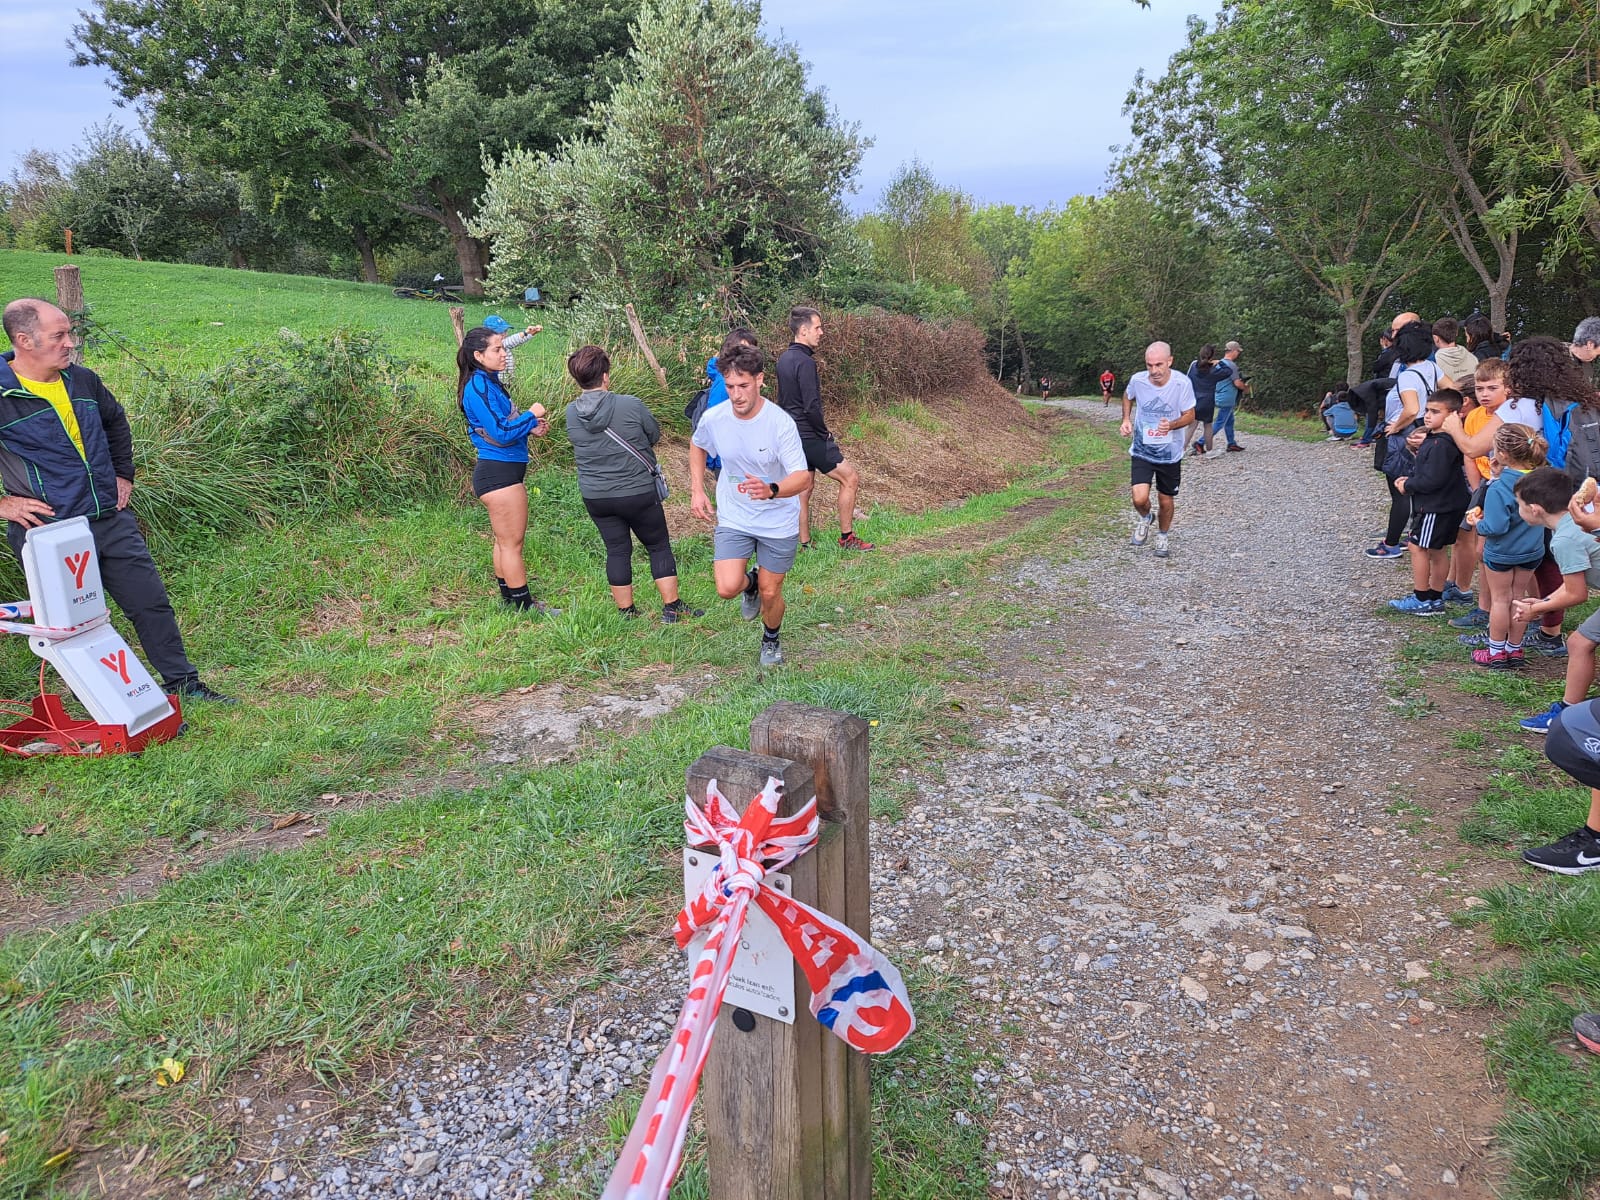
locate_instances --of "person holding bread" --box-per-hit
[1462,422,1549,668]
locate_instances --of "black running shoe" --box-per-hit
[174,679,238,705]
[662,600,703,624]
[1523,827,1600,875]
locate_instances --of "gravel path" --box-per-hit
[231,407,1502,1200]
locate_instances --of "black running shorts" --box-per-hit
[801,437,846,474]
[1409,509,1465,550]
[472,459,527,497]
[1131,456,1181,497]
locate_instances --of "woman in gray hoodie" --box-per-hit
[564,345,700,622]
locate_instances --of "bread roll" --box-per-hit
[1578,477,1597,506]
[1466,506,1483,521]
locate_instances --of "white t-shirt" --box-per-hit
[1125,371,1197,464]
[1387,361,1440,425]
[692,397,807,538]
[1499,397,1541,430]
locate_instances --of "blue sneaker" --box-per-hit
[1442,583,1476,606]
[1449,607,1489,628]
[1458,631,1491,648]
[1363,542,1406,560]
[1520,701,1569,734]
[1388,595,1444,615]
[1525,629,1569,658]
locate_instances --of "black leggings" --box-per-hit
[583,490,677,586]
[1386,474,1411,546]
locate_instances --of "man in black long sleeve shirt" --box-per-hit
[774,307,875,550]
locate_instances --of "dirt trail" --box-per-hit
[869,400,1507,1197]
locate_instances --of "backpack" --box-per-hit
[1541,401,1574,470]
[683,385,711,432]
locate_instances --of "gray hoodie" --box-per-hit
[564,389,663,500]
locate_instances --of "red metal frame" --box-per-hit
[0,692,185,756]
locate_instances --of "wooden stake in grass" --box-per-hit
[625,302,670,396]
[449,306,466,348]
[54,265,84,366]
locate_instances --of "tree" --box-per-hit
[73,0,638,295]
[1125,2,1445,383]
[860,160,991,295]
[475,0,864,326]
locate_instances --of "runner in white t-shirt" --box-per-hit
[1120,341,1197,559]
[690,344,812,667]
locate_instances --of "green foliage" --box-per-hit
[858,160,992,298]
[74,0,639,293]
[475,0,864,328]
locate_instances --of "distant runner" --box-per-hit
[1040,374,1054,400]
[1100,368,1116,406]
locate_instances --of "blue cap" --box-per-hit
[483,315,511,334]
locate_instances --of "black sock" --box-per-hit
[505,585,533,610]
[743,569,759,596]
[496,576,511,600]
[618,604,639,616]
[1422,589,1442,601]
[1415,589,1429,602]
[762,622,781,643]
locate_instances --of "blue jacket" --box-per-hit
[460,369,537,462]
[1477,468,1544,567]
[0,352,132,523]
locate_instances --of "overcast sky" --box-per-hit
[0,0,1206,212]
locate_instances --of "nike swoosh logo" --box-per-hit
[1578,851,1600,866]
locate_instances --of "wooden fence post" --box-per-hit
[688,702,873,1200]
[53,265,84,366]
[752,703,873,1200]
[449,306,466,348]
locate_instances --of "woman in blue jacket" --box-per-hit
[458,326,549,611]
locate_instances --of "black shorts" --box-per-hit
[801,437,845,474]
[1409,509,1465,550]
[1131,456,1181,497]
[472,459,527,497]
[1483,557,1544,573]
[1194,401,1216,423]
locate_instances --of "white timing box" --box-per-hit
[33,625,172,736]
[22,517,107,630]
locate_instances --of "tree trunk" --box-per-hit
[353,225,379,284]
[1488,284,1510,339]
[436,194,487,297]
[230,246,247,269]
[1013,317,1031,385]
[1344,310,1365,386]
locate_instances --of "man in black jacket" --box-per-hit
[774,307,874,550]
[0,299,232,702]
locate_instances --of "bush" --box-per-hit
[757,307,991,407]
[124,330,469,553]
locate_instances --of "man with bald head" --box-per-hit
[1120,341,1197,559]
[0,298,232,702]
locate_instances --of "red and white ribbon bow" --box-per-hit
[602,776,915,1200]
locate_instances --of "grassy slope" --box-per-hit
[0,250,1130,1196]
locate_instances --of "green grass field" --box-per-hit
[0,250,1131,1196]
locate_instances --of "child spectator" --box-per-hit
[1517,467,1600,732]
[1464,423,1548,668]
[481,316,542,376]
[1433,316,1480,388]
[1321,385,1359,440]
[1389,389,1470,615]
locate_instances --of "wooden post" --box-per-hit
[53,265,84,366]
[752,703,873,1200]
[690,702,873,1200]
[449,306,466,348]
[624,302,670,395]
[63,228,73,256]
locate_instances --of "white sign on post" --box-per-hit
[682,849,798,1024]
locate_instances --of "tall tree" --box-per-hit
[475,0,863,326]
[1125,1,1444,383]
[73,0,637,294]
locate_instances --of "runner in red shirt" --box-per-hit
[1100,368,1116,405]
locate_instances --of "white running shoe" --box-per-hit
[1154,532,1170,558]
[1132,516,1152,547]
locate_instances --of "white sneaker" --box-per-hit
[1154,532,1170,558]
[1131,516,1152,547]
[759,639,785,667]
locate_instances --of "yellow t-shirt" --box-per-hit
[15,372,86,461]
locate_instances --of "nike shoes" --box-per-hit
[1523,826,1600,875]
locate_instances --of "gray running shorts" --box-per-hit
[713,528,800,575]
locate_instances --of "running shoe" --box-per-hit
[1226,443,1245,452]
[1441,583,1476,606]
[1191,441,1207,457]
[1388,596,1444,615]
[839,532,876,551]
[1523,827,1600,875]
[739,569,761,621]
[1449,607,1490,628]
[759,639,785,668]
[1472,647,1524,669]
[1363,542,1405,560]
[1573,1013,1600,1055]
[1519,700,1568,734]
[661,599,704,624]
[174,679,237,704]
[1132,516,1152,548]
[1525,630,1569,658]
[1458,631,1492,648]
[1154,532,1170,559]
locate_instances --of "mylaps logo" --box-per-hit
[65,551,91,589]
[100,648,132,685]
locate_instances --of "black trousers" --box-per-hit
[8,509,198,687]
[582,490,677,587]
